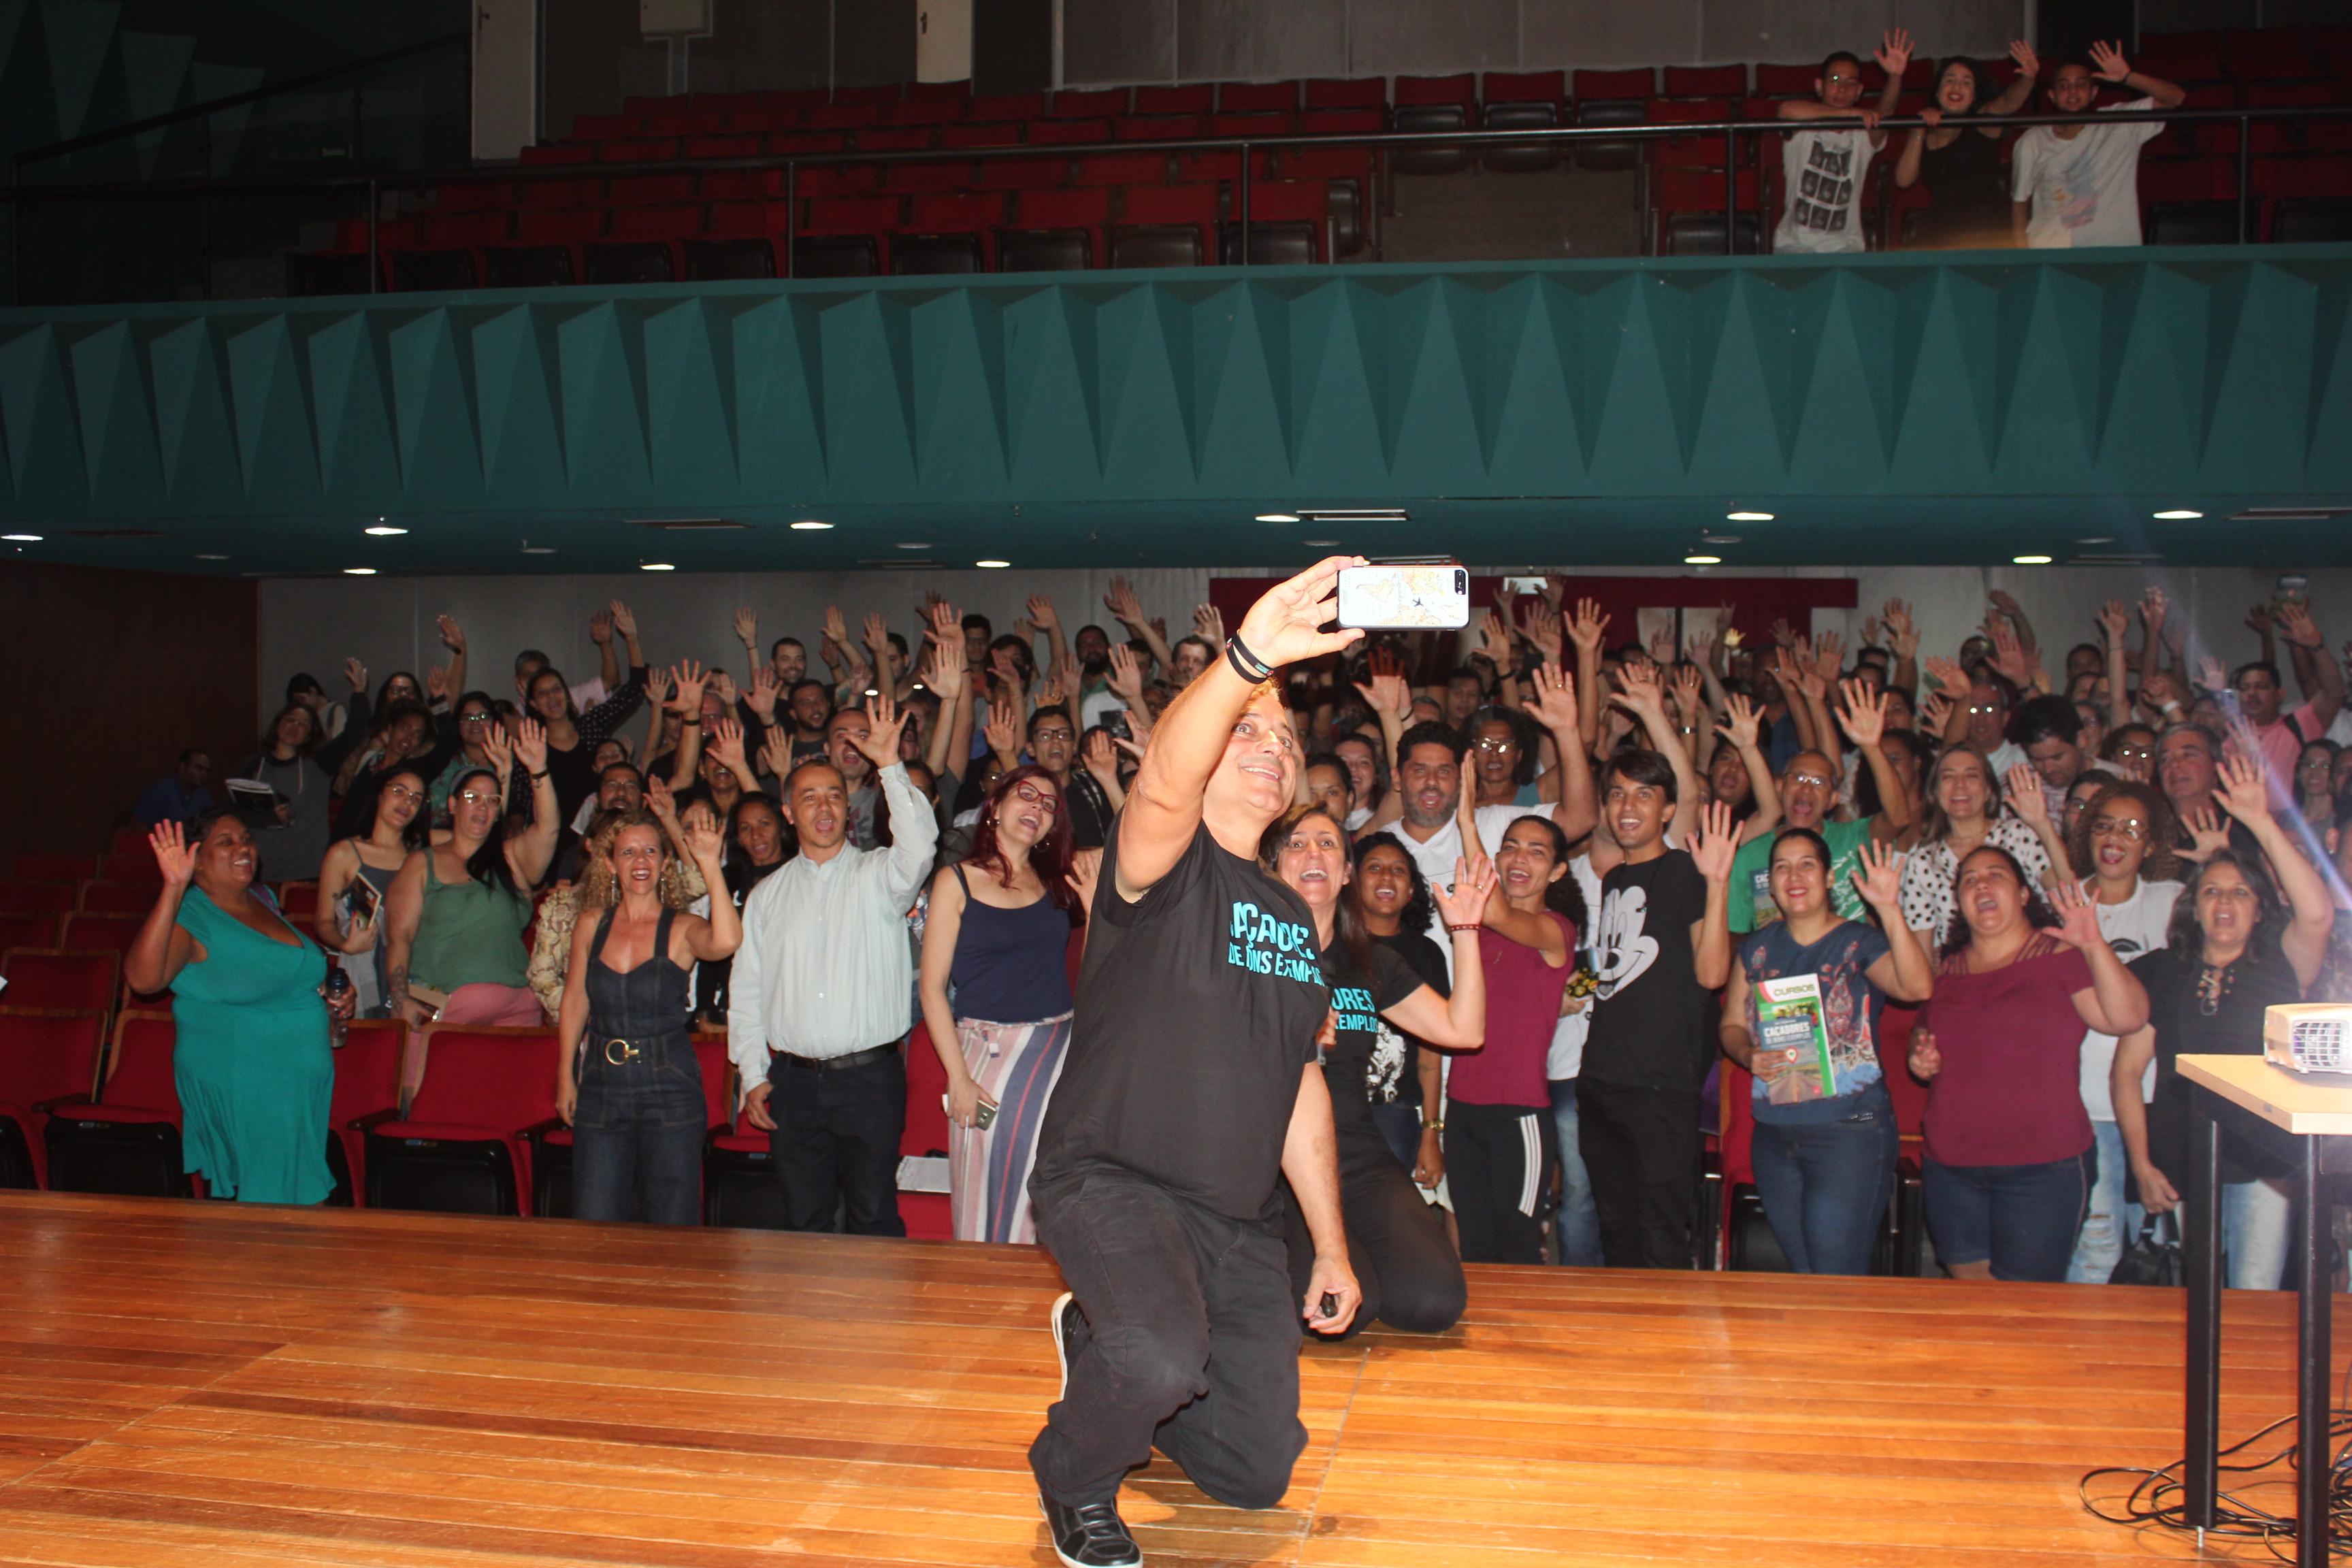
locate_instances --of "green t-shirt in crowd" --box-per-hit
[1729,815,1877,935]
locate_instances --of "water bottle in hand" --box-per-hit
[324,965,350,1049]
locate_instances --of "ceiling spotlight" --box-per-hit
[640,562,675,571]
[343,566,376,575]
[976,559,1011,568]
[896,542,931,549]
[1684,554,1721,566]
[2074,536,2117,545]
[1726,510,1774,522]
[195,553,227,560]
[1256,512,1298,523]
[1302,538,1341,546]
[364,525,407,536]
[789,520,833,531]
[2,533,41,542]
[520,546,555,555]
[2152,509,2203,520]
[2012,554,2053,565]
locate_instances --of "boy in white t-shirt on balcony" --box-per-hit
[2010,41,2187,249]
[1772,30,1912,253]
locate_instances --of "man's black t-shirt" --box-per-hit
[1322,936,1425,1169]
[1064,770,1115,852]
[1032,817,1330,1227]
[1582,848,1714,1092]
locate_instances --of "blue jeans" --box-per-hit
[1548,1079,1604,1268]
[2215,1176,2293,1290]
[1748,1080,1898,1276]
[2069,1120,2144,1284]
[572,1034,707,1226]
[1923,1149,2093,1282]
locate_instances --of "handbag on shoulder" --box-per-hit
[2109,1212,2184,1287]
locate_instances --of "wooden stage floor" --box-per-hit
[2,1192,2345,1567]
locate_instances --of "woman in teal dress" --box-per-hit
[126,808,354,1204]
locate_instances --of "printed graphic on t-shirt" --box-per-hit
[1792,139,1856,232]
[1367,1019,1407,1102]
[1332,983,1379,1034]
[1227,899,1326,985]
[1593,884,1661,1000]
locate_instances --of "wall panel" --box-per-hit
[1175,0,1347,84]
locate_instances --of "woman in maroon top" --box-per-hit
[1447,813,1586,1264]
[1909,845,2148,1281]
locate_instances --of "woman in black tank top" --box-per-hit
[555,808,740,1223]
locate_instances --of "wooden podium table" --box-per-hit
[2176,1054,2352,1563]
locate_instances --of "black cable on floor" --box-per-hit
[2080,1404,2352,1560]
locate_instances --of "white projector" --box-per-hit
[2265,1003,2352,1077]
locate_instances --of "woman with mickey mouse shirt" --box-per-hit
[1261,802,1488,1333]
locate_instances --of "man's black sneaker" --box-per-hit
[1041,1488,1142,1568]
[1049,1290,1085,1403]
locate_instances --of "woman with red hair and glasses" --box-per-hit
[918,764,1098,1242]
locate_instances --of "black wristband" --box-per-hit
[528,768,550,781]
[1226,634,1273,683]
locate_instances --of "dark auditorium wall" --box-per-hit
[0,561,257,869]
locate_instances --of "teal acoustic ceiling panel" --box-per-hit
[1,248,2349,575]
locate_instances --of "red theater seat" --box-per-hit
[0,1007,105,1189]
[1220,80,1300,114]
[0,883,76,916]
[361,1025,559,1216]
[1135,84,1213,115]
[900,1022,953,1239]
[0,949,118,1014]
[12,855,93,883]
[42,1011,193,1197]
[327,1018,404,1205]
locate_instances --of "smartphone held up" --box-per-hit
[1335,563,1471,632]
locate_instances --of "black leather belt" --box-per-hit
[775,1041,901,1074]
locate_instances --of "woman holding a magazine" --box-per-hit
[1720,831,1933,1275]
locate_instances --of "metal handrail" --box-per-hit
[3,99,2345,293]
[11,30,472,174]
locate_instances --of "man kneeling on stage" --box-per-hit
[1027,557,1367,1568]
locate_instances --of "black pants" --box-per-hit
[1280,1153,1466,1339]
[1030,1169,1307,1511]
[1577,1080,1703,1269]
[767,1049,906,1237]
[1443,1101,1558,1264]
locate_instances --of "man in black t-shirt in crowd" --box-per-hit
[1579,749,1738,1270]
[1026,558,1367,1568]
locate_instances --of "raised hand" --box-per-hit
[1670,662,1703,719]
[1834,679,1888,748]
[1918,689,1955,736]
[1480,608,1514,663]
[1518,600,1564,664]
[1523,660,1580,735]
[1103,576,1146,628]
[1611,660,1668,717]
[1715,692,1763,751]
[642,665,673,715]
[607,599,637,642]
[745,666,779,720]
[681,813,725,866]
[1233,555,1368,671]
[1352,647,1414,721]
[150,820,197,887]
[862,611,891,659]
[1434,853,1498,928]
[1989,621,2038,689]
[2178,804,2229,863]
[2140,587,2169,629]
[647,774,679,823]
[1646,623,1675,668]
[822,604,849,648]
[1066,847,1103,915]
[1812,629,1846,677]
[2097,598,2129,647]
[510,716,548,777]
[1106,642,1145,704]
[2004,762,2050,828]
[1771,616,1797,650]
[710,715,750,774]
[2197,654,2227,696]
[924,595,960,643]
[852,691,909,767]
[1881,598,1918,659]
[344,655,368,693]
[438,615,466,653]
[2009,39,2042,80]
[670,659,708,715]
[479,719,514,785]
[1566,598,1610,655]
[926,633,966,704]
[1025,593,1058,632]
[2212,753,2273,826]
[1193,603,1224,644]
[1908,1026,1942,1081]
[588,608,612,647]
[1686,800,1739,883]
[1849,839,1904,913]
[733,606,757,649]
[2087,39,2133,82]
[2275,600,2324,650]
[757,731,791,782]
[1924,654,1968,694]
[983,697,1021,763]
[2047,877,2108,951]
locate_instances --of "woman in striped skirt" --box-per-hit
[919,765,1088,1243]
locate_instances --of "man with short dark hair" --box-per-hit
[1774,33,1908,252]
[962,612,993,673]
[785,679,833,770]
[1579,751,1737,1269]
[730,693,937,1239]
[2011,41,2186,248]
[135,749,214,828]
[826,706,883,849]
[2234,602,2341,788]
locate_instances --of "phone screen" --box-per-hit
[1336,564,1471,630]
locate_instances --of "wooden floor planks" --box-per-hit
[0,1190,2338,1565]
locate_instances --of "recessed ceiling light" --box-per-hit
[520,546,555,555]
[640,562,674,571]
[2152,509,2202,520]
[1302,538,1341,546]
[1726,510,1774,522]
[896,542,931,549]
[2074,536,2116,545]
[1256,512,1298,523]
[363,525,407,536]
[343,566,376,575]
[789,520,833,531]
[195,553,227,560]
[1684,554,1721,565]
[2,533,41,542]
[976,559,1010,568]
[2012,554,2053,565]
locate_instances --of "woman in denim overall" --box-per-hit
[556,807,742,1223]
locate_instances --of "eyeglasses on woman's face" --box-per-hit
[381,783,425,804]
[1010,781,1060,814]
[456,787,500,807]
[2089,813,2147,841]
[458,711,495,726]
